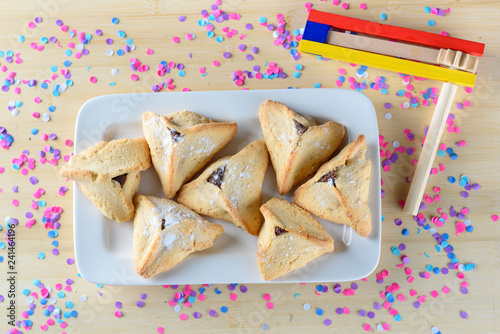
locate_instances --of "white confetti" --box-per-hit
[58,84,67,93]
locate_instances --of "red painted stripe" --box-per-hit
[307,10,485,57]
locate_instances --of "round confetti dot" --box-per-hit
[460,311,468,319]
[380,13,387,20]
[303,303,311,311]
[221,306,228,313]
[262,323,270,330]
[429,20,436,26]
[112,17,119,24]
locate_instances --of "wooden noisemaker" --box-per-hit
[299,10,485,215]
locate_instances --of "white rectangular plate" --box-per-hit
[74,88,381,285]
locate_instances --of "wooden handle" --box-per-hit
[403,82,458,215]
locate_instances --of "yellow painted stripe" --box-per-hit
[299,40,476,87]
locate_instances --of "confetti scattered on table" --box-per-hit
[0,1,495,332]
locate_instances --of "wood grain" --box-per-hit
[0,0,499,333]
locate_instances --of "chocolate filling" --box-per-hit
[319,170,337,187]
[275,226,287,236]
[207,165,226,188]
[161,218,166,230]
[293,119,307,136]
[168,127,183,142]
[112,173,127,187]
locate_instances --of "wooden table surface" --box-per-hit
[1,0,499,333]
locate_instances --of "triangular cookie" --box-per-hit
[294,135,372,237]
[60,138,151,222]
[142,111,238,198]
[133,195,224,278]
[177,140,268,235]
[257,197,334,280]
[259,100,345,195]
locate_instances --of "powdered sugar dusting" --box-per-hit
[162,233,177,250]
[149,197,205,229]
